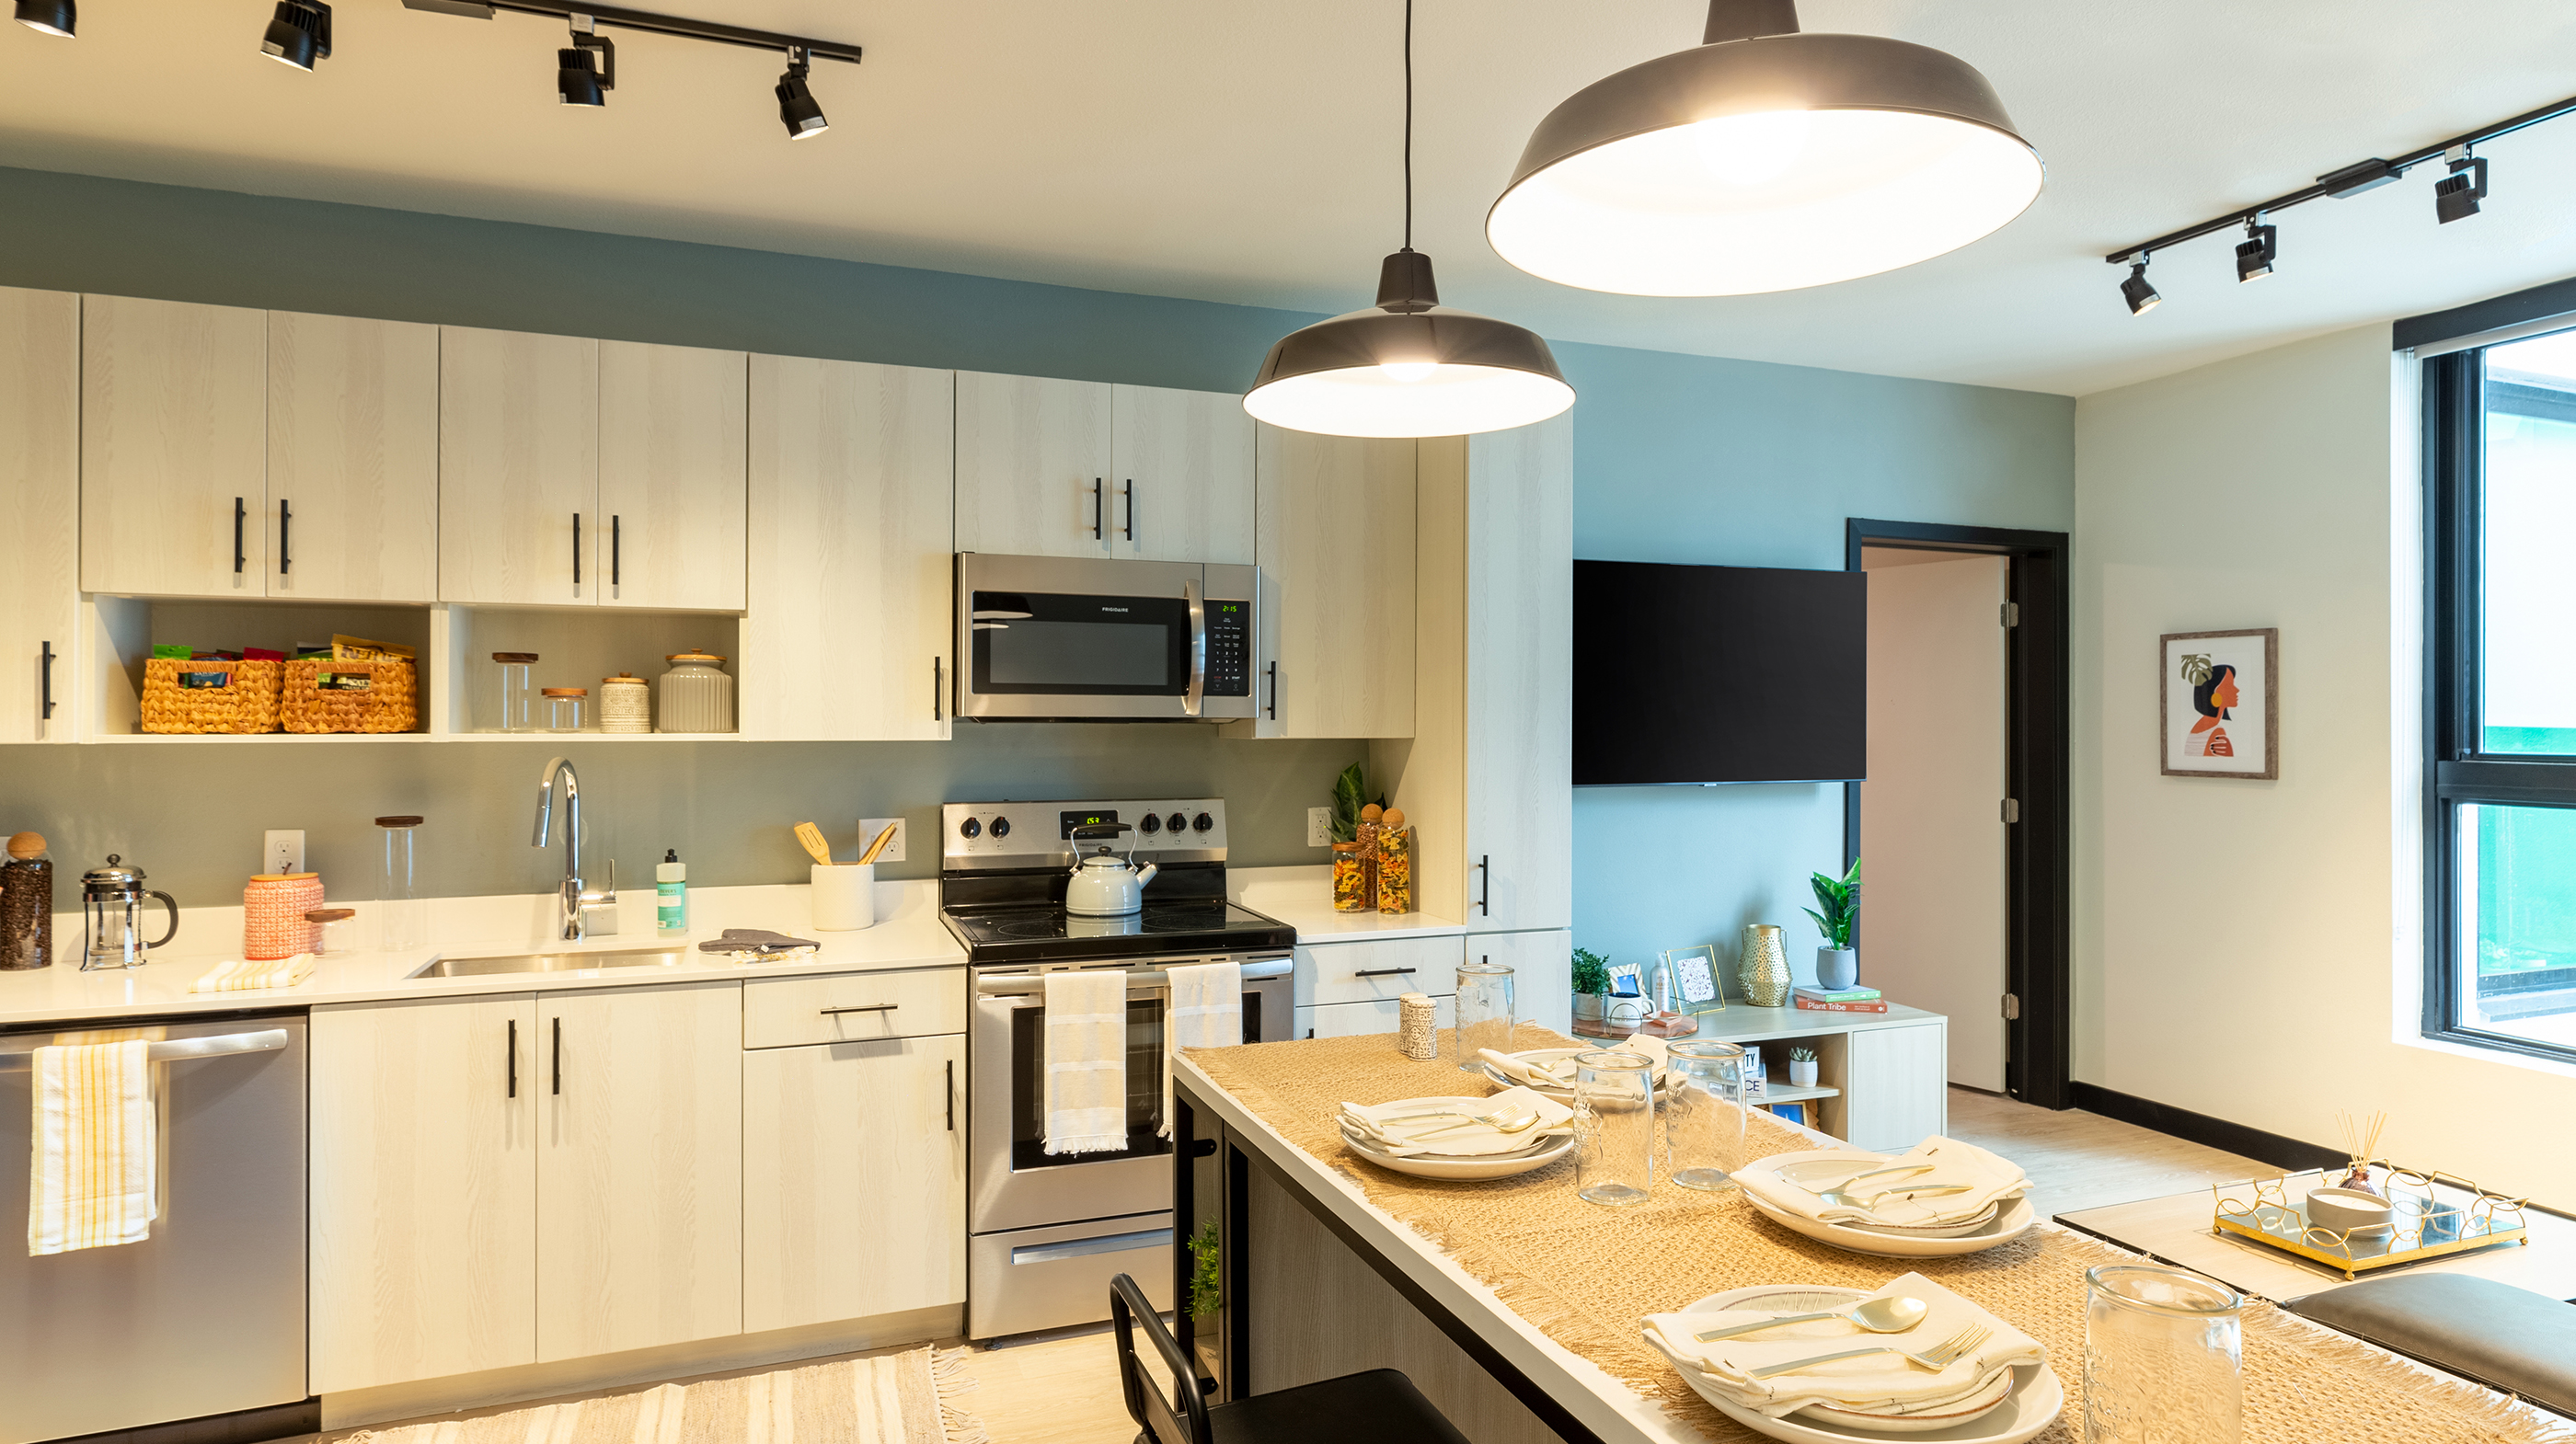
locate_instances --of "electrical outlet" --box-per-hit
[1306,807,1333,848]
[263,830,305,875]
[857,818,907,865]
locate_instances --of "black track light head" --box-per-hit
[260,1,331,70]
[2121,260,2161,316]
[14,0,74,37]
[776,48,826,139]
[2234,220,2277,283]
[558,24,613,108]
[2436,153,2489,225]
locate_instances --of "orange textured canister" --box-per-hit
[244,873,325,959]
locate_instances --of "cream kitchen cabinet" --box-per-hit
[0,287,77,743]
[266,310,441,603]
[599,340,748,612]
[743,1032,966,1334]
[1464,418,1573,934]
[1224,428,1415,739]
[742,356,954,740]
[955,372,1252,563]
[438,327,599,605]
[1295,994,1452,1041]
[1108,383,1255,563]
[78,294,269,597]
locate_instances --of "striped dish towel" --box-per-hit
[1041,969,1128,1155]
[1160,960,1240,1137]
[191,953,316,992]
[28,1039,158,1255]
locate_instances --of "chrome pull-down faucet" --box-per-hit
[533,756,618,941]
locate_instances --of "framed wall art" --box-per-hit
[2161,628,2278,780]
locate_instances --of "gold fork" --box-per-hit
[1743,1322,1991,1380]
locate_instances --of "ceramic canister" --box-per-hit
[657,651,736,734]
[245,873,325,959]
[599,672,651,733]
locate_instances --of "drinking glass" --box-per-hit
[1454,957,1515,1072]
[2081,1265,2243,1443]
[1573,1049,1656,1206]
[1663,1040,1747,1192]
[375,815,425,951]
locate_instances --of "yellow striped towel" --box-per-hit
[29,1039,157,1255]
[190,953,316,992]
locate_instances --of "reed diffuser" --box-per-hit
[2335,1109,2388,1196]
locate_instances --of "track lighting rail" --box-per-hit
[403,0,859,64]
[2104,88,2576,266]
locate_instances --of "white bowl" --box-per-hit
[2305,1186,2397,1237]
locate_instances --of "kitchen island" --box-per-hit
[1171,1032,2565,1444]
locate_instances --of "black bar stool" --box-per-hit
[1109,1274,1473,1444]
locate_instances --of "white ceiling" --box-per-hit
[5,1,2576,395]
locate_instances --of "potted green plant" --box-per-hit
[1788,1047,1819,1088]
[1570,946,1611,1025]
[1803,856,1862,991]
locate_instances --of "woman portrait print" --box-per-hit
[2181,654,2237,758]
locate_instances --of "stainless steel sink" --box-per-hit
[410,947,690,979]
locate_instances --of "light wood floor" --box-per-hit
[302,1090,2264,1444]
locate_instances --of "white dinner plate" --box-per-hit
[1649,1286,2064,1444]
[1742,1151,2040,1257]
[1336,1123,1576,1180]
[1477,1047,1668,1101]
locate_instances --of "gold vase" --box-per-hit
[1739,924,1791,1008]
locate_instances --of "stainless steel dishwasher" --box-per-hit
[0,1013,309,1444]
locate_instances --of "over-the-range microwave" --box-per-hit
[953,553,1258,721]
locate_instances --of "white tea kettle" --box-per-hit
[1065,823,1157,917]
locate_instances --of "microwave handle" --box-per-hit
[1182,577,1206,718]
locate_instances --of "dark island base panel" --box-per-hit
[43,1400,320,1444]
[1174,1079,1602,1444]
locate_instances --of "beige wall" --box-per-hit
[2073,322,2576,1201]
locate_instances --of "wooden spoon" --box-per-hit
[793,821,837,867]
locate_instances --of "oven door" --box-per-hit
[969,957,1289,1236]
[956,553,1256,720]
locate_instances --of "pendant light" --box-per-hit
[1245,1,1573,440]
[1488,0,2042,297]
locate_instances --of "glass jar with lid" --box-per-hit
[492,652,538,732]
[542,687,588,732]
[656,650,736,733]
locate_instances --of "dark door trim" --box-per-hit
[1846,518,2073,1109]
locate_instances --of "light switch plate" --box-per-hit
[857,818,907,865]
[1307,808,1333,848]
[263,829,305,875]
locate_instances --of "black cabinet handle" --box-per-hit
[507,1018,518,1098]
[820,1003,898,1015]
[551,1015,562,1095]
[1265,662,1277,721]
[40,641,55,721]
[945,1058,955,1131]
[1091,477,1104,540]
[1190,1137,1218,1158]
[1123,479,1134,541]
[233,497,246,575]
[611,514,621,588]
[1476,854,1490,916]
[1354,967,1416,978]
[934,656,944,722]
[571,513,582,589]
[278,499,292,576]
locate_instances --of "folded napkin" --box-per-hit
[1161,959,1240,1138]
[1740,1136,2030,1227]
[1644,1272,2045,1420]
[29,1039,159,1255]
[190,954,316,992]
[1339,1086,1575,1156]
[1616,1032,1671,1072]
[1042,969,1129,1155]
[1476,1048,1575,1088]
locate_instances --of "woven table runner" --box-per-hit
[1189,1026,2568,1444]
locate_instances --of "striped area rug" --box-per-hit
[347,1347,987,1444]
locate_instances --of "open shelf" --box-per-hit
[84,595,437,740]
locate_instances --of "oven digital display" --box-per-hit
[1060,810,1119,838]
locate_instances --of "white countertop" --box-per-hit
[1228,865,1466,944]
[0,880,964,1028]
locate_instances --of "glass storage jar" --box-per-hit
[2082,1265,2243,1443]
[599,672,651,733]
[657,650,736,733]
[492,652,537,732]
[375,816,425,951]
[1331,842,1369,911]
[543,688,588,732]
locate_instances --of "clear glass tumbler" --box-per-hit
[1573,1049,1657,1206]
[375,815,425,951]
[1454,957,1515,1072]
[2081,1265,2243,1443]
[1663,1040,1748,1192]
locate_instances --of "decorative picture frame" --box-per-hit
[1662,945,1724,1012]
[2160,628,2278,780]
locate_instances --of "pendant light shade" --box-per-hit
[1489,0,2041,296]
[1247,250,1574,439]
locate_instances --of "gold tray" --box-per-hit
[2211,1160,2528,1280]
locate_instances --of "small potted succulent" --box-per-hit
[1804,856,1862,991]
[1788,1047,1819,1089]
[1570,946,1611,1026]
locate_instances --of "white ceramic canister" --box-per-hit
[811,863,876,931]
[599,672,651,733]
[657,650,736,733]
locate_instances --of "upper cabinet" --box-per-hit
[1225,428,1416,739]
[0,287,77,744]
[79,295,269,597]
[956,373,1253,563]
[599,340,749,612]
[1109,384,1255,564]
[743,355,955,740]
[1464,417,1574,933]
[439,327,599,606]
[267,311,440,603]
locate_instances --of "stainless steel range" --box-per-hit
[943,796,1293,1341]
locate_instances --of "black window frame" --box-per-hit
[2421,340,2576,1066]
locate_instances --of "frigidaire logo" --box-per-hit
[1100,606,1129,613]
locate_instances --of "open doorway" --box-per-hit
[1846,519,2071,1108]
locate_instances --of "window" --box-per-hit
[2426,327,2576,1061]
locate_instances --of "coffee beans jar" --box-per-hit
[0,832,52,970]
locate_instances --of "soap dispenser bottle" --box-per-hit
[656,849,688,935]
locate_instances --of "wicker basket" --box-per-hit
[282,658,419,734]
[140,659,281,734]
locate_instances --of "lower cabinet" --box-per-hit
[742,1033,967,1333]
[1295,995,1453,1040]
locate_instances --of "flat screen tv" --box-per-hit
[1572,559,1866,786]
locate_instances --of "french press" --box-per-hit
[82,854,179,971]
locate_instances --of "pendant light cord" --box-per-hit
[1402,0,1413,252]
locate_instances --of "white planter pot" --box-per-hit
[1814,946,1858,991]
[1572,991,1605,1023]
[1788,1059,1819,1088]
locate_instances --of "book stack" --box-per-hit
[1793,985,1886,1014]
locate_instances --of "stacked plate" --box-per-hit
[1474,1046,1668,1102]
[1736,1149,2040,1258]
[1336,1090,1577,1180]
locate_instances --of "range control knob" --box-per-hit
[1167,812,1188,834]
[1192,811,1214,833]
[1139,813,1162,834]
[991,816,1012,839]
[960,817,982,840]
